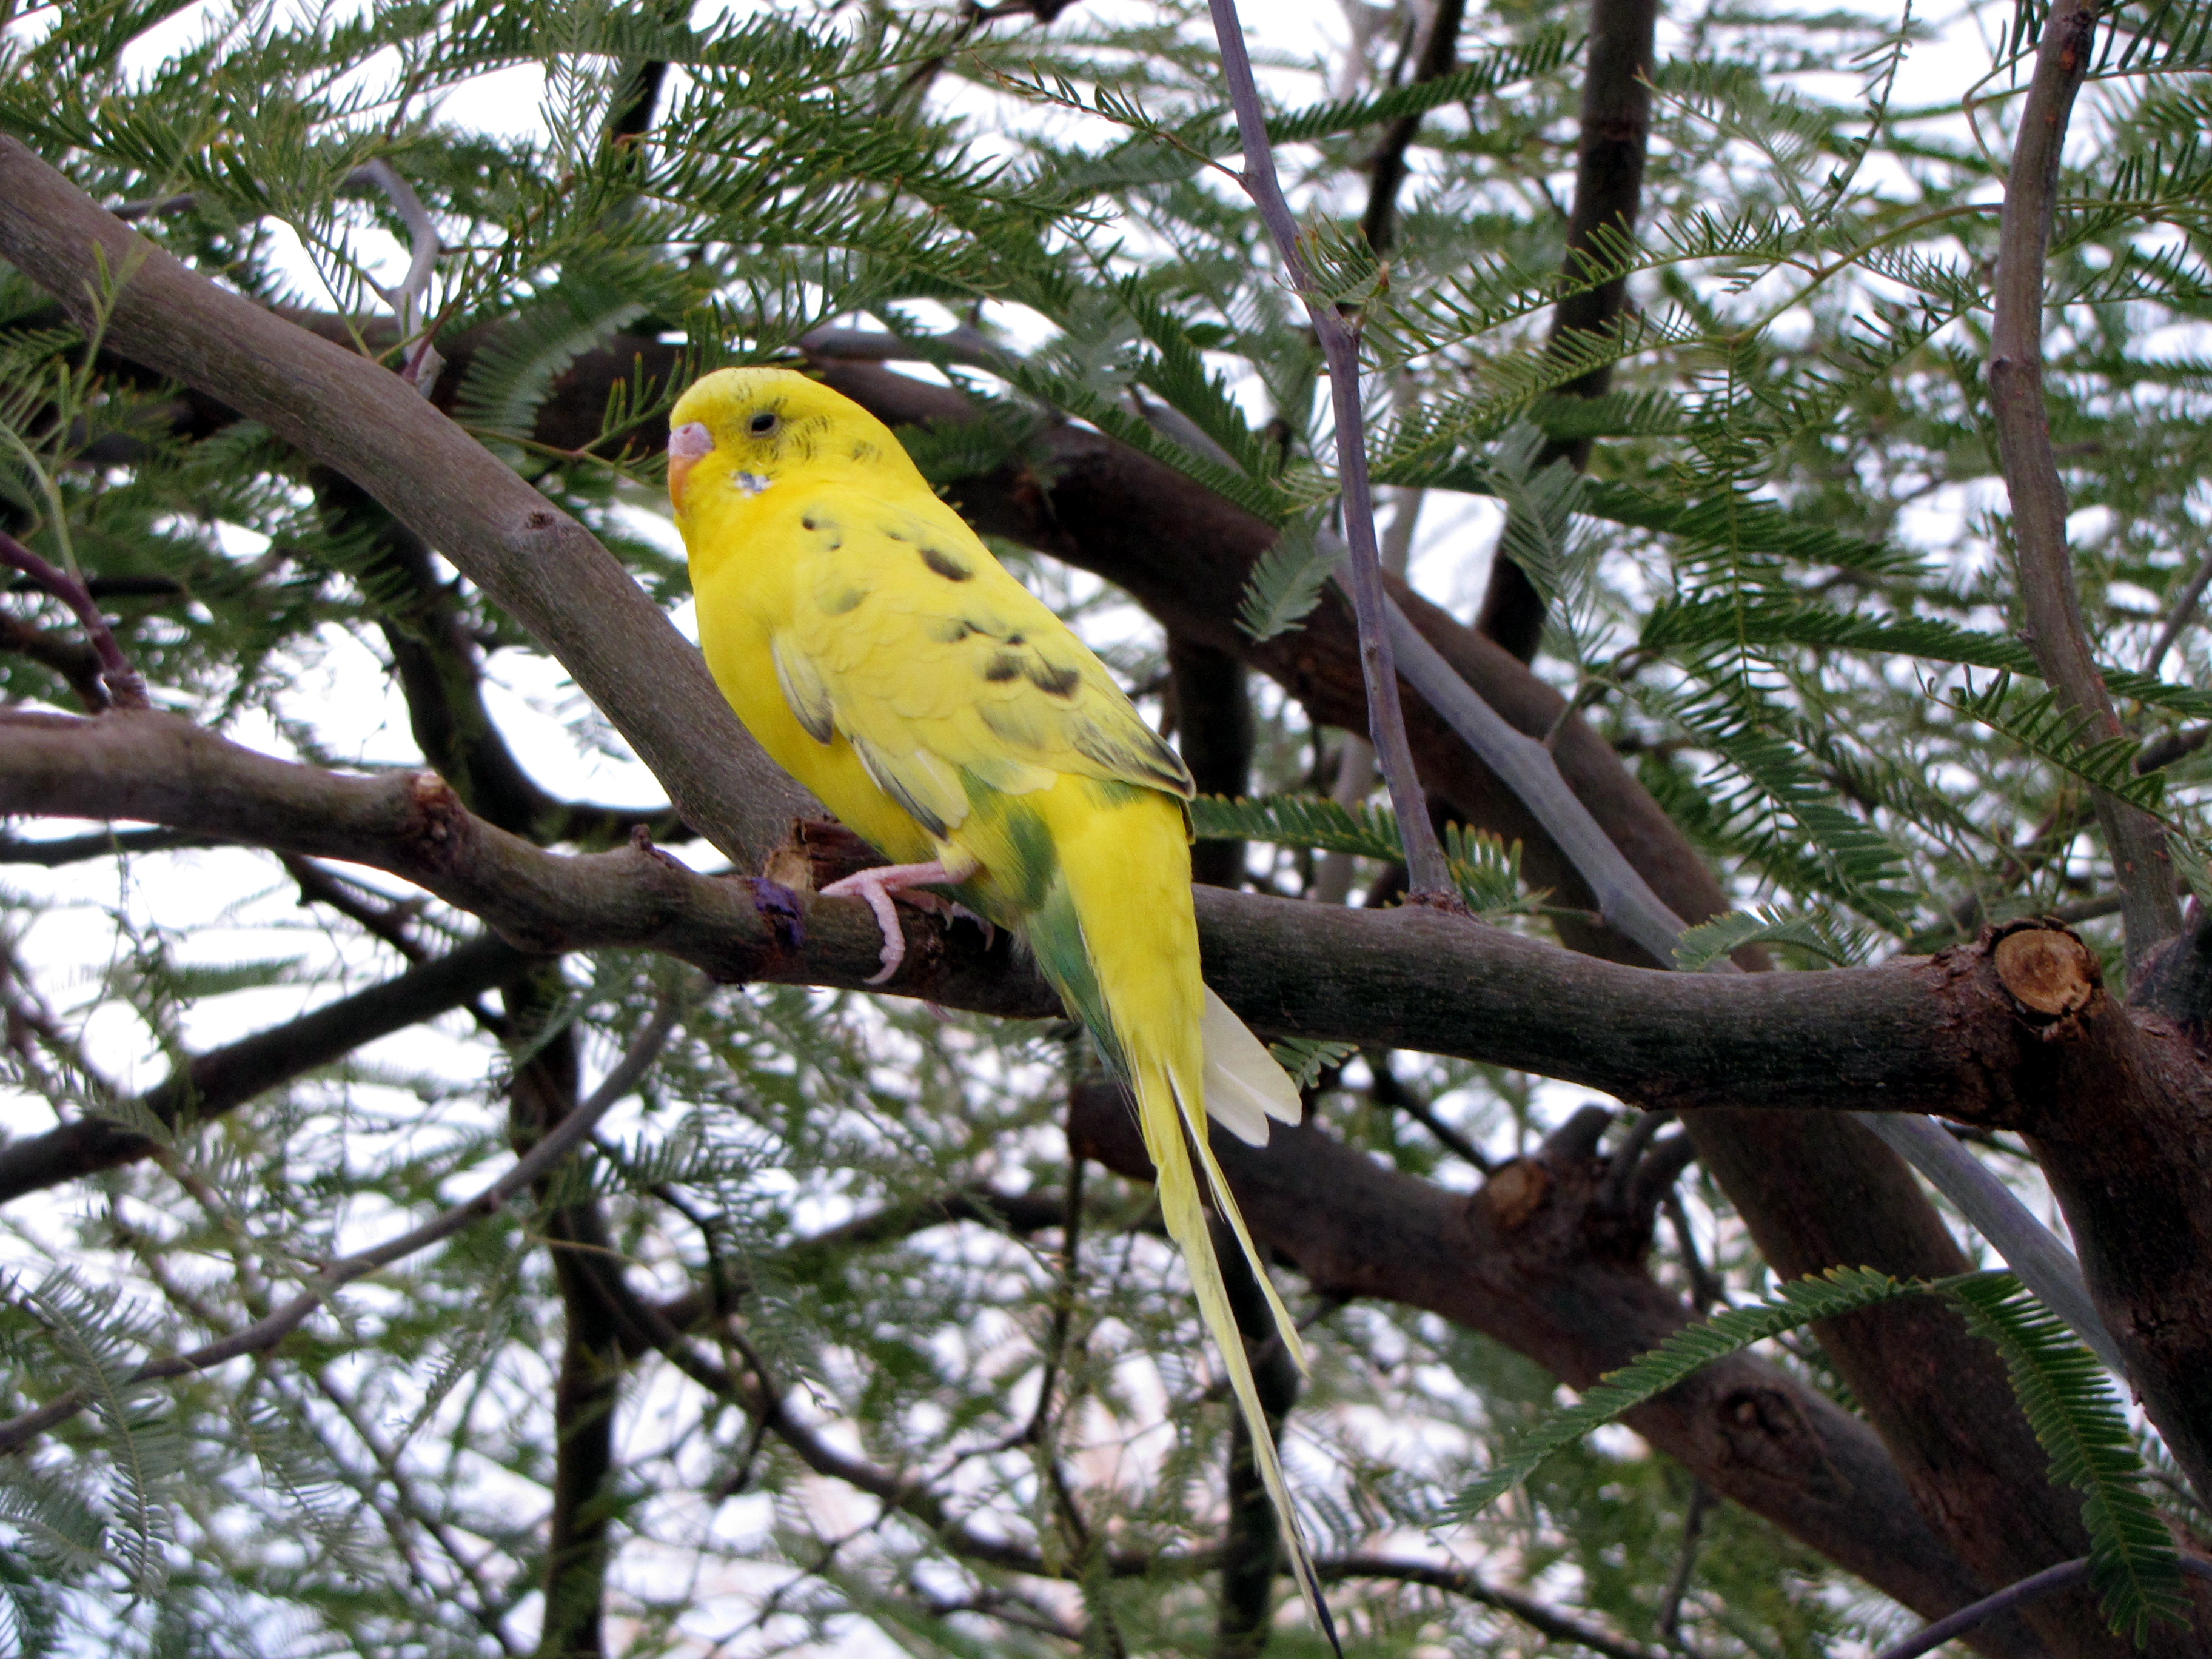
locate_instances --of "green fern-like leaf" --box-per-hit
[1191,792,1403,861]
[1235,518,1335,643]
[22,1273,175,1595]
[1115,278,1281,483]
[1264,30,1582,143]
[1269,1037,1358,1090]
[1638,669,1916,927]
[454,254,691,445]
[1450,1267,1923,1519]
[1938,676,2173,817]
[1191,793,1526,915]
[1641,600,2212,722]
[1673,906,1874,970]
[1945,1274,2188,1640]
[999,357,1289,523]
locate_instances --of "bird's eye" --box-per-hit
[748,411,779,436]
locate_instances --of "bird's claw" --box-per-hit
[819,860,962,986]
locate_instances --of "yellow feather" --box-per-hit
[669,368,1332,1640]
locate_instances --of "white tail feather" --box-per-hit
[1201,985,1304,1146]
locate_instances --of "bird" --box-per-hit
[667,366,1332,1635]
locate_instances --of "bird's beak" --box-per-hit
[668,421,715,509]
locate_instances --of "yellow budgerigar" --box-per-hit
[668,367,1330,1634]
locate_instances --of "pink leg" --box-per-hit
[819,861,962,985]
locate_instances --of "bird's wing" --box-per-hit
[776,487,1193,837]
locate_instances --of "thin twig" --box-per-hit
[1872,1555,2212,1659]
[0,984,686,1456]
[1379,597,1689,959]
[1662,1189,1722,1311]
[360,159,438,340]
[283,853,432,962]
[112,163,384,223]
[2145,539,2212,676]
[0,528,147,708]
[1654,1481,1711,1647]
[1855,1111,2129,1379]
[1370,1051,1492,1171]
[1988,0,2178,978]
[1204,0,1458,907]
[1314,1556,1662,1659]
[0,826,224,865]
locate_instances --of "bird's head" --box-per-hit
[666,367,900,514]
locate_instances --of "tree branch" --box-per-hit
[0,610,110,711]
[16,709,2208,1141]
[1875,1557,2212,1659]
[0,707,2162,1121]
[506,968,622,1659]
[0,824,226,865]
[313,475,685,847]
[1988,0,2179,977]
[1317,1555,1658,1659]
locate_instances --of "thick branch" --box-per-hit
[1988,0,2178,976]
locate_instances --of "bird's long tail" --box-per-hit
[1021,782,1335,1646]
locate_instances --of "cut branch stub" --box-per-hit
[1990,923,2100,1033]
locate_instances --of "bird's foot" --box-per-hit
[819,860,962,985]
